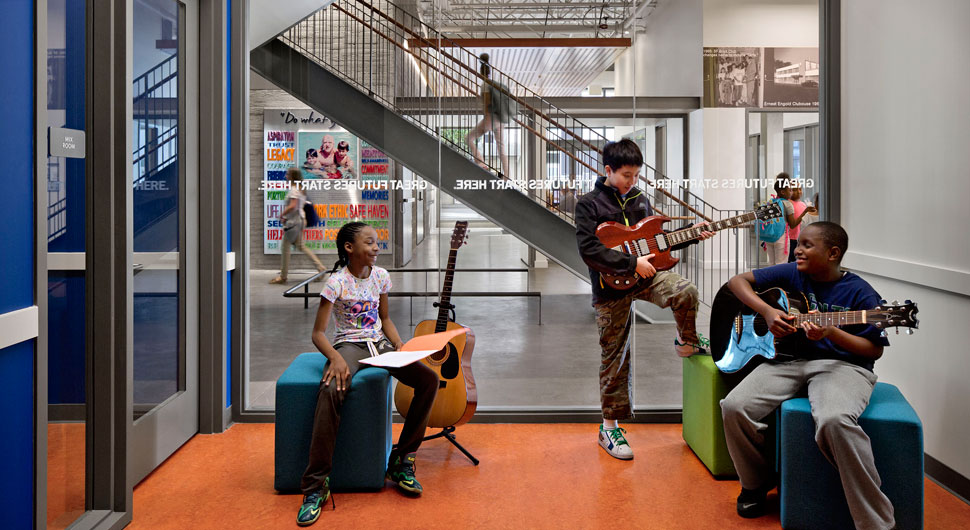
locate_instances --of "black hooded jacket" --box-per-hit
[575,176,697,304]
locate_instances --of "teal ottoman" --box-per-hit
[780,382,923,529]
[274,353,393,492]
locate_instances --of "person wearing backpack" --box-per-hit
[466,53,511,177]
[270,167,327,284]
[761,173,817,265]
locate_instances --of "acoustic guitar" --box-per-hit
[394,221,477,428]
[597,202,782,289]
[709,284,919,373]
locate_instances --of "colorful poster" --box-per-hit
[763,47,819,108]
[298,131,358,180]
[359,141,391,182]
[703,47,762,108]
[262,109,392,255]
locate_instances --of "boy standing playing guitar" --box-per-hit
[720,222,895,529]
[575,139,713,460]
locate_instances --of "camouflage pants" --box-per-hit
[594,270,700,420]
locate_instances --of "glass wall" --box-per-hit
[242,0,726,419]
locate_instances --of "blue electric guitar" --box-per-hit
[710,285,919,373]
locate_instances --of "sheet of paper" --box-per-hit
[358,349,440,368]
[399,327,469,352]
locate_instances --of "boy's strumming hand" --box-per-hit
[636,254,657,279]
[323,354,351,392]
[761,307,797,337]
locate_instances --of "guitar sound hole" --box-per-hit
[440,343,460,380]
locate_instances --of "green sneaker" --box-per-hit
[296,478,332,526]
[598,425,634,460]
[675,332,710,357]
[387,452,423,495]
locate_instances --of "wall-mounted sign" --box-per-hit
[703,47,818,109]
[49,127,85,158]
[262,110,393,255]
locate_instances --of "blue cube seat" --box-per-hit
[780,382,923,530]
[274,352,393,492]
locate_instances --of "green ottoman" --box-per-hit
[682,355,780,478]
[682,355,736,477]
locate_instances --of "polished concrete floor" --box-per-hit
[249,214,713,412]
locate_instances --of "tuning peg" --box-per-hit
[879,299,887,305]
[905,329,914,335]
[895,328,899,335]
[880,330,888,338]
[891,299,899,305]
[904,299,912,304]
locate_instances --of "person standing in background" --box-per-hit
[787,186,816,262]
[270,167,326,285]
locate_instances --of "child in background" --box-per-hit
[334,140,356,179]
[787,185,811,262]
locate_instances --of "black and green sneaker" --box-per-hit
[386,452,423,495]
[296,478,332,526]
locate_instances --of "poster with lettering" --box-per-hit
[702,47,762,108]
[263,110,392,255]
[299,131,358,180]
[359,141,391,182]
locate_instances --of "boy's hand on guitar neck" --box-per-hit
[695,221,716,241]
[636,254,657,279]
[801,320,833,341]
[760,307,797,337]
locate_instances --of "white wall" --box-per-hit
[614,0,702,97]
[699,0,818,214]
[703,0,818,47]
[840,0,970,478]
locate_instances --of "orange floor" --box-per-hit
[47,423,86,529]
[125,423,970,529]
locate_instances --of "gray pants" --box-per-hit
[301,339,439,494]
[720,359,895,530]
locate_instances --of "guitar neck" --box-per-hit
[665,211,757,246]
[792,310,869,327]
[435,248,459,332]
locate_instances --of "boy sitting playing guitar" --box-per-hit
[720,221,894,529]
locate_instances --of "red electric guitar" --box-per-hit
[597,202,782,289]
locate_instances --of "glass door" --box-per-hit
[129,0,199,484]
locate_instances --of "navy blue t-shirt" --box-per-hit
[751,263,889,371]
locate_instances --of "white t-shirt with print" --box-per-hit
[321,266,391,344]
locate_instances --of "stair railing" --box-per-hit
[275,0,759,298]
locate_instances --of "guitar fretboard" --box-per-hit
[793,310,869,327]
[622,211,757,257]
[665,211,757,246]
[435,246,459,333]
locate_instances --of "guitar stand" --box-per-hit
[423,425,479,466]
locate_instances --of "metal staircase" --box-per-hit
[252,0,756,302]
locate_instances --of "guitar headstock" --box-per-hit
[451,221,469,250]
[871,299,919,332]
[755,201,784,221]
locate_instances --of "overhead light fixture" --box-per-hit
[599,15,609,30]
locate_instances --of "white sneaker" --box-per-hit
[598,425,634,460]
